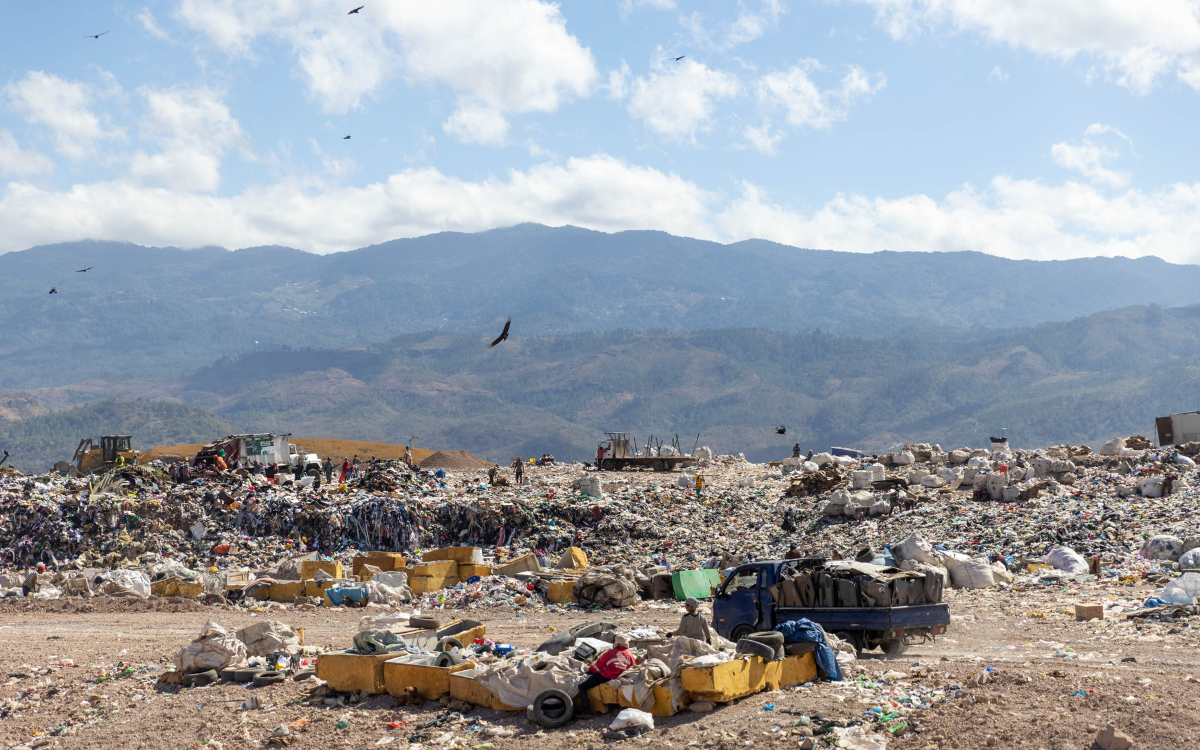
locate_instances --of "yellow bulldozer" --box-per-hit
[73,435,140,475]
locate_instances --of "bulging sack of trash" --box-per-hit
[896,532,939,565]
[737,477,755,488]
[802,461,819,473]
[890,451,914,466]
[237,620,302,656]
[991,563,1014,584]
[365,580,412,605]
[1160,573,1200,604]
[1178,548,1200,569]
[1139,535,1184,561]
[610,708,654,732]
[851,470,873,489]
[1176,454,1197,467]
[966,456,990,469]
[1139,477,1164,498]
[105,570,151,598]
[829,489,852,505]
[579,476,604,497]
[948,558,995,589]
[869,500,891,516]
[372,571,409,589]
[947,449,970,464]
[1099,438,1125,456]
[176,620,247,671]
[823,502,843,517]
[920,474,945,488]
[692,446,713,460]
[677,471,695,488]
[811,452,834,466]
[1044,545,1089,574]
[837,725,888,750]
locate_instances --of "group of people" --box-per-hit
[168,450,364,488]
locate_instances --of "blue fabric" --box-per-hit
[326,586,368,606]
[1143,597,1168,608]
[775,618,843,681]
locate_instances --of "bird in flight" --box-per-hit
[673,55,685,61]
[343,135,351,140]
[76,266,94,273]
[86,31,109,39]
[776,426,787,435]
[49,287,57,294]
[348,5,364,14]
[489,318,511,348]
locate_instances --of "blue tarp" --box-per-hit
[326,586,368,606]
[775,618,843,681]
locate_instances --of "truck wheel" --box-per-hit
[730,625,755,643]
[653,460,666,472]
[834,631,862,657]
[882,638,908,658]
[602,459,616,471]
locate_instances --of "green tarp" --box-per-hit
[671,569,723,600]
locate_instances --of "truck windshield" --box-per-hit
[723,567,760,595]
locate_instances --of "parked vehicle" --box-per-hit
[711,558,950,656]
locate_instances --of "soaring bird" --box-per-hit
[86,31,109,39]
[673,55,685,61]
[76,266,94,272]
[343,135,351,139]
[49,287,57,294]
[348,5,364,13]
[775,426,787,435]
[489,318,511,348]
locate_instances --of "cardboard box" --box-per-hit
[352,555,405,577]
[384,657,475,700]
[316,653,394,694]
[494,553,541,576]
[300,560,344,580]
[1075,603,1104,621]
[411,560,457,577]
[545,579,576,604]
[422,546,484,564]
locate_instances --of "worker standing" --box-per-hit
[792,443,801,458]
[22,564,44,597]
[668,598,716,646]
[695,473,704,499]
[323,457,334,483]
[404,445,412,466]
[513,458,524,486]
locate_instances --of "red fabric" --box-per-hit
[589,646,634,679]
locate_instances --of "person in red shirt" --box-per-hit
[578,635,634,714]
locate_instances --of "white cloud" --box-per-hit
[177,0,599,120]
[129,86,250,192]
[726,0,786,47]
[0,155,716,254]
[741,122,784,155]
[3,72,120,160]
[849,0,1200,94]
[716,177,1200,264]
[0,131,54,177]
[1050,124,1134,188]
[988,65,1009,83]
[744,61,884,151]
[443,101,510,146]
[138,7,172,41]
[624,52,740,141]
[620,0,676,18]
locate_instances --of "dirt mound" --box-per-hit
[418,450,494,470]
[0,466,23,478]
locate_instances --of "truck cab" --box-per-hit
[712,559,950,656]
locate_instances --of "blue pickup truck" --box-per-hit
[711,559,950,656]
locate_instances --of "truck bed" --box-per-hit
[775,603,950,631]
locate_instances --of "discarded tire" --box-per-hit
[182,669,219,687]
[218,667,238,682]
[437,636,464,652]
[234,668,265,683]
[252,671,286,686]
[293,669,316,681]
[735,637,777,660]
[531,688,574,729]
[569,622,613,639]
[409,616,442,629]
[535,632,575,656]
[434,651,464,668]
[744,631,784,649]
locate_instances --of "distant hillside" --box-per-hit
[4,224,1200,388]
[0,398,235,473]
[4,304,1197,467]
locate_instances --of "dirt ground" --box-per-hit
[1,575,1197,750]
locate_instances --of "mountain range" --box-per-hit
[5,224,1200,388]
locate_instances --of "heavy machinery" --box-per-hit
[595,432,692,472]
[73,435,139,474]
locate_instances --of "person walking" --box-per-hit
[513,458,524,486]
[323,457,334,484]
[339,459,350,483]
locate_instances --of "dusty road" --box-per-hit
[0,579,1196,750]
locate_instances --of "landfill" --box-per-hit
[0,436,1199,748]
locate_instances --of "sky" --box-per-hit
[2,0,1200,263]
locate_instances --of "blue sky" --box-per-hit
[2,0,1200,262]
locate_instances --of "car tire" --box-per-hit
[182,669,219,687]
[234,668,265,683]
[735,638,777,660]
[744,631,785,649]
[218,667,239,682]
[569,622,613,639]
[252,671,286,687]
[531,688,574,729]
[410,616,442,629]
[437,637,463,652]
[434,651,463,668]
[293,669,316,681]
